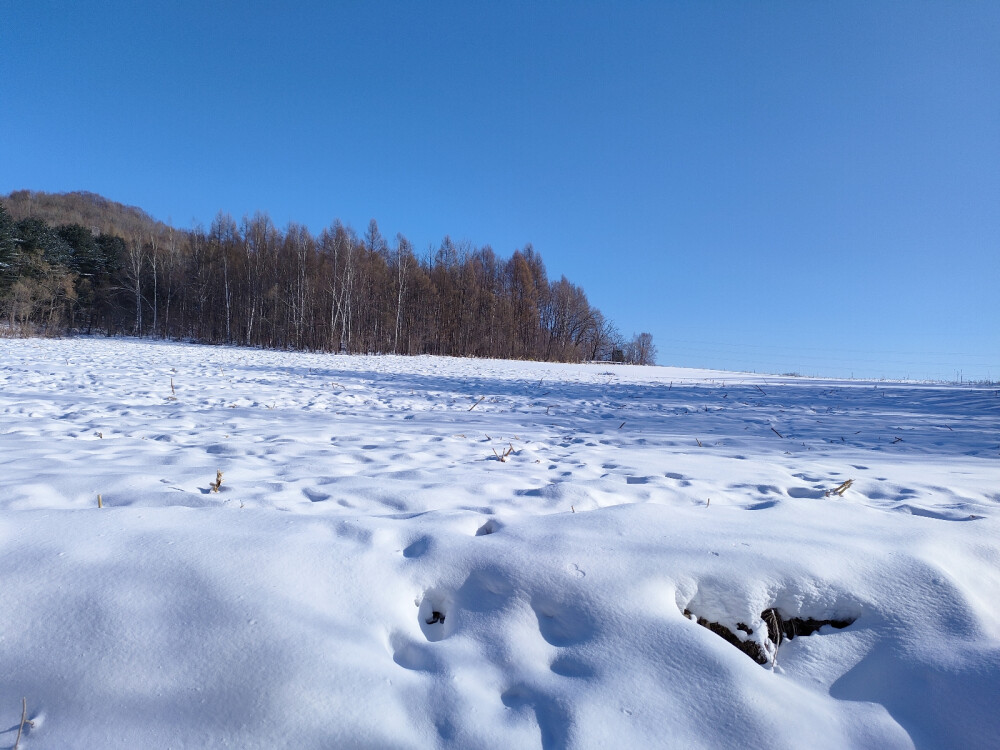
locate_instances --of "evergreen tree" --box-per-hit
[16,218,74,269]
[57,223,101,276]
[0,201,19,292]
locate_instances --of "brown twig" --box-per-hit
[492,444,515,462]
[469,396,485,411]
[771,427,784,438]
[14,697,33,750]
[98,493,103,509]
[825,479,854,497]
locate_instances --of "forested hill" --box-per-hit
[0,190,656,364]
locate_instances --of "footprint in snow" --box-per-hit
[475,519,502,536]
[500,684,571,749]
[745,500,779,511]
[549,654,596,678]
[626,476,652,485]
[402,536,431,558]
[390,632,440,673]
[531,596,595,648]
[787,487,825,499]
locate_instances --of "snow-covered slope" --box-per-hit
[1,338,997,749]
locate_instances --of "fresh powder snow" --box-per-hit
[1,337,998,749]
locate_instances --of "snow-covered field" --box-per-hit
[1,338,998,749]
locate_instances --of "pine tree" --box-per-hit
[0,201,19,292]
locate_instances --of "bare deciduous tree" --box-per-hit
[1,191,643,364]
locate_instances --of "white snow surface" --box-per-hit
[1,337,998,749]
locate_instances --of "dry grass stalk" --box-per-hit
[825,479,854,497]
[492,444,515,462]
[695,438,703,447]
[771,427,784,438]
[170,377,175,395]
[14,697,33,750]
[469,396,485,411]
[210,470,224,492]
[98,494,103,508]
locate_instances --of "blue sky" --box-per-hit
[2,1,998,379]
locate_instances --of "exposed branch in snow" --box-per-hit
[492,444,515,462]
[825,479,854,497]
[14,697,34,750]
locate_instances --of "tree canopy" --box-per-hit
[0,191,655,364]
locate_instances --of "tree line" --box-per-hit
[0,190,657,364]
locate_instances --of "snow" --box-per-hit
[0,337,998,749]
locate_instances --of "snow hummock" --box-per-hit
[0,337,997,748]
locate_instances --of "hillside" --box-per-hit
[2,189,166,239]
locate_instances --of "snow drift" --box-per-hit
[0,338,997,749]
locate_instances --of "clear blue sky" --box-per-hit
[2,1,998,380]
